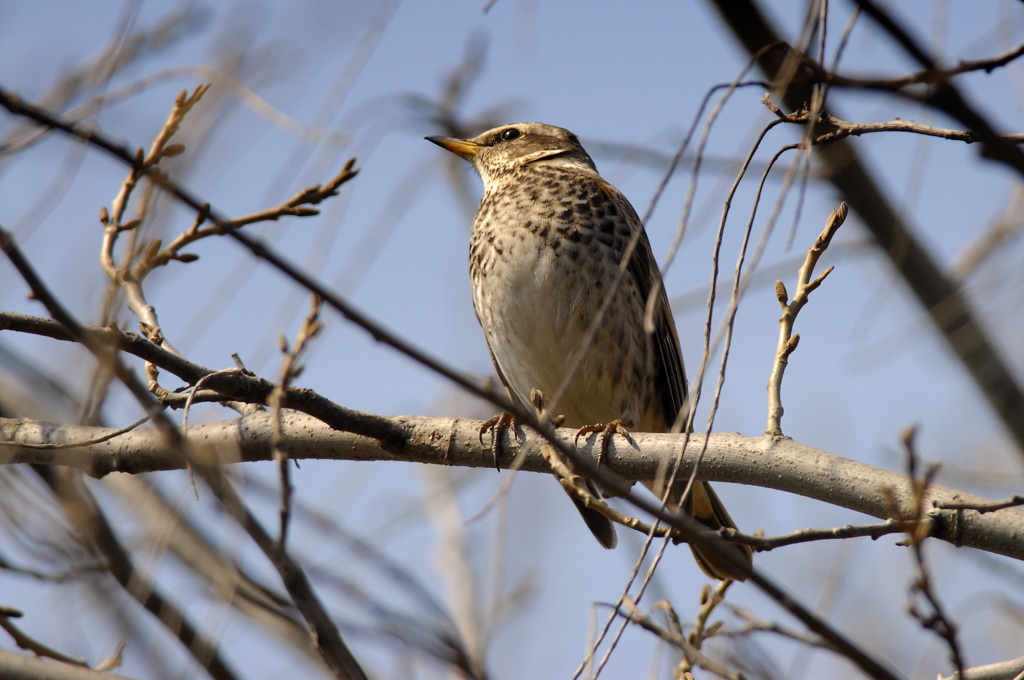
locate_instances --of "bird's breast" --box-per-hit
[469,202,652,428]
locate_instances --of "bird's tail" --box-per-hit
[570,479,618,549]
[680,481,753,581]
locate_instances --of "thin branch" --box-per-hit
[938,654,1024,680]
[850,0,1024,178]
[932,495,1024,514]
[615,598,745,680]
[0,309,408,444]
[0,648,140,680]
[723,519,911,551]
[719,605,832,650]
[765,105,1024,145]
[766,202,848,435]
[269,295,324,549]
[1,606,91,667]
[792,40,1024,92]
[893,428,965,678]
[677,581,736,678]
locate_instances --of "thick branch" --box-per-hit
[3,412,1022,562]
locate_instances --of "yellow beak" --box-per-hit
[426,136,481,160]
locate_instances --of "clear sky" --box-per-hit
[2,2,1024,678]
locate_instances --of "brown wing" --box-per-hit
[609,185,752,580]
[606,185,689,432]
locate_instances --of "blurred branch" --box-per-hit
[104,475,320,665]
[616,596,743,680]
[850,0,1024,178]
[949,186,1024,283]
[4,411,1023,564]
[0,647,140,680]
[0,230,367,680]
[938,654,1024,680]
[709,0,1024,458]
[1,606,91,668]
[891,429,964,678]
[0,5,207,161]
[27,465,241,680]
[0,310,406,444]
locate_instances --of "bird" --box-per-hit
[427,122,752,581]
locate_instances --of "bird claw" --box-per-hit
[574,418,634,465]
[480,412,516,471]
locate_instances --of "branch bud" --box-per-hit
[775,280,788,304]
[784,334,800,356]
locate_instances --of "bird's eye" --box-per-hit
[500,128,521,141]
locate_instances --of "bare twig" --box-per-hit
[766,202,847,436]
[269,295,324,548]
[722,518,917,551]
[932,495,1024,514]
[0,648,139,680]
[677,581,735,678]
[890,427,965,678]
[616,597,746,680]
[766,105,1024,145]
[938,654,1024,680]
[719,605,832,650]
[1,606,91,667]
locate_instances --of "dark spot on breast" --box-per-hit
[598,219,615,234]
[568,230,582,243]
[559,208,574,221]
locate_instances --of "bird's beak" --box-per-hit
[426,136,481,161]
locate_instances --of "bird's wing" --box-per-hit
[610,185,690,431]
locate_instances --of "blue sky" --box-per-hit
[2,2,1024,678]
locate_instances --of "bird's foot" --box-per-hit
[574,418,634,465]
[479,412,517,471]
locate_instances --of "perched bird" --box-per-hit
[427,123,752,580]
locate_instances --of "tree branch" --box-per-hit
[709,0,1024,459]
[3,412,1022,562]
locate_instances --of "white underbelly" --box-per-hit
[473,242,641,428]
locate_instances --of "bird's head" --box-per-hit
[427,122,597,188]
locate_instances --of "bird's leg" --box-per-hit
[479,412,517,472]
[529,389,565,428]
[574,418,634,465]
